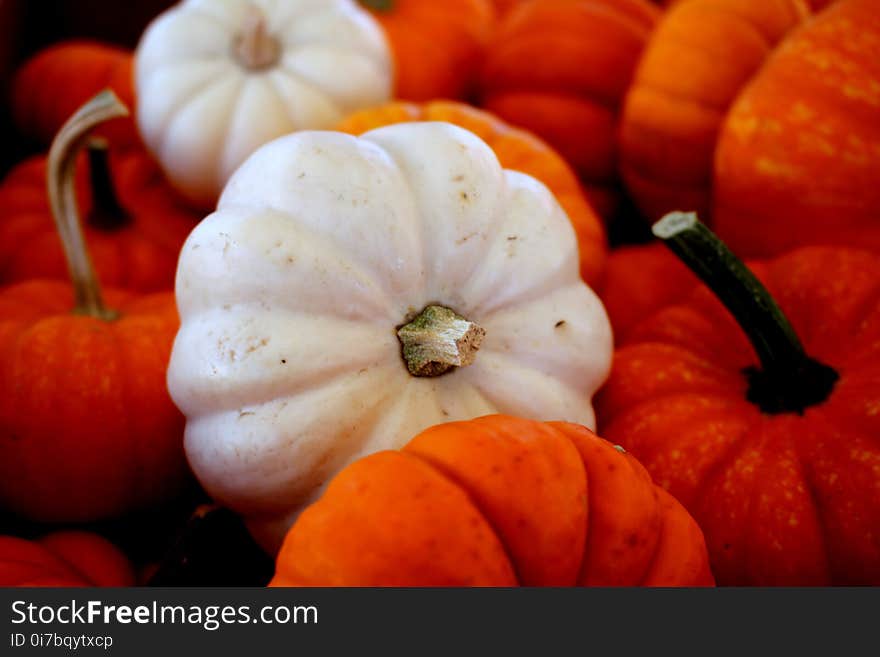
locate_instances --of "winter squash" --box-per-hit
[0,142,198,292]
[168,122,613,553]
[713,0,880,257]
[0,91,187,522]
[12,40,138,148]
[0,531,134,587]
[619,0,810,222]
[479,0,661,218]
[270,415,714,586]
[597,241,696,341]
[135,0,392,208]
[598,213,880,585]
[336,101,608,286]
[358,0,494,102]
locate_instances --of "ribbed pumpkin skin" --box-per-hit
[619,0,809,223]
[598,247,880,586]
[271,415,714,587]
[360,0,494,101]
[0,281,187,522]
[713,0,880,258]
[0,531,135,587]
[12,41,138,147]
[597,242,697,342]
[480,0,660,218]
[336,101,608,286]
[0,148,198,292]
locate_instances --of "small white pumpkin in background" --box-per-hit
[135,0,392,208]
[167,122,613,553]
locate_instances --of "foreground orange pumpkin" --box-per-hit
[359,0,494,101]
[0,142,198,292]
[12,40,138,147]
[336,100,608,286]
[480,0,660,217]
[271,415,714,587]
[619,0,810,222]
[598,214,880,585]
[0,92,187,522]
[713,0,880,257]
[0,531,134,587]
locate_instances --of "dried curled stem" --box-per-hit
[47,89,129,320]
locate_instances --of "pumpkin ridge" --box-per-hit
[405,449,526,585]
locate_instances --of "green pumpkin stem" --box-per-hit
[86,138,132,230]
[397,305,486,377]
[47,89,128,321]
[653,212,838,414]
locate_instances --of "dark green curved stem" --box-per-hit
[359,0,394,12]
[653,212,838,415]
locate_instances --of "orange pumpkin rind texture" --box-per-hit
[270,415,714,587]
[598,246,880,586]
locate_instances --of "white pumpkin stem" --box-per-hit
[397,305,486,377]
[234,4,281,71]
[47,89,129,321]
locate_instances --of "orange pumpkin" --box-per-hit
[0,91,187,523]
[0,531,135,587]
[597,241,696,341]
[598,213,880,585]
[358,0,494,101]
[336,100,608,286]
[12,40,138,147]
[271,415,714,587]
[480,0,661,218]
[713,0,880,258]
[619,0,810,222]
[0,142,198,292]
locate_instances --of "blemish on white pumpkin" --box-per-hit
[452,174,465,182]
[456,231,479,245]
[238,410,255,419]
[554,320,566,329]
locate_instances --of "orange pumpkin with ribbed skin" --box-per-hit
[619,0,809,223]
[0,144,198,292]
[480,0,660,218]
[598,216,880,585]
[271,415,714,587]
[0,281,187,522]
[0,531,135,587]
[0,91,187,523]
[359,0,493,102]
[336,101,608,286]
[597,242,696,341]
[713,0,880,258]
[12,41,137,147]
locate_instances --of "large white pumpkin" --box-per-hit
[167,122,613,552]
[135,0,392,208]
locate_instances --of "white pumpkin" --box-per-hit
[135,0,392,208]
[167,122,613,552]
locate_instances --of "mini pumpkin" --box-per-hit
[271,415,714,586]
[358,0,494,102]
[168,122,613,553]
[619,0,810,222]
[598,213,880,585]
[12,40,138,148]
[0,531,134,587]
[713,0,880,257]
[0,141,198,292]
[135,0,392,208]
[479,0,661,217]
[0,92,187,522]
[336,100,607,287]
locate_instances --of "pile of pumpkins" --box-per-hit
[1,0,878,588]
